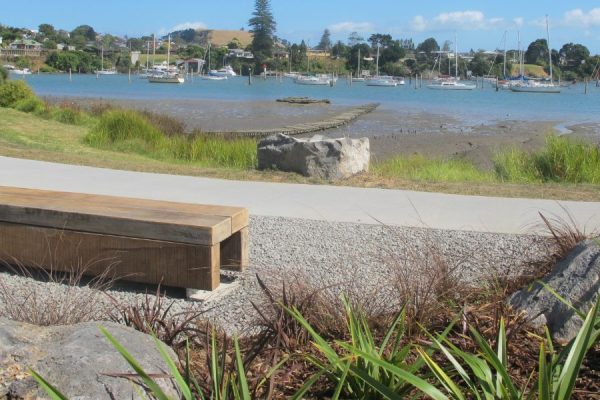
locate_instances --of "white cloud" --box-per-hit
[328,21,374,33]
[563,8,600,27]
[513,17,524,28]
[411,16,427,32]
[411,10,506,32]
[159,21,207,35]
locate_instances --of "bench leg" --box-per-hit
[220,227,248,272]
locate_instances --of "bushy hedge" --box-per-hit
[0,80,34,107]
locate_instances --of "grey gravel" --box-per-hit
[0,216,551,334]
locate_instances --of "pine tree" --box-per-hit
[248,0,276,63]
[317,29,331,51]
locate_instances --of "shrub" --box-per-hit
[0,65,8,84]
[0,80,35,107]
[12,96,46,114]
[85,109,166,151]
[494,135,600,184]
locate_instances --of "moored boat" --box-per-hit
[366,75,397,87]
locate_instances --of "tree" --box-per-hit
[248,0,276,63]
[71,25,97,41]
[442,40,452,52]
[380,41,405,64]
[559,43,589,68]
[42,39,57,50]
[331,40,348,59]
[346,43,371,73]
[317,29,331,51]
[524,38,548,65]
[468,52,492,76]
[38,23,56,38]
[348,32,364,46]
[368,33,393,49]
[417,37,439,55]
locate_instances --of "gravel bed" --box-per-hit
[0,216,551,334]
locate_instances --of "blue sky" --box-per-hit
[3,0,600,52]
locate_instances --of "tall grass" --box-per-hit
[85,110,257,169]
[373,155,494,183]
[495,135,600,184]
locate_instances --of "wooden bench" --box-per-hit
[0,186,248,292]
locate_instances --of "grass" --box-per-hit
[0,106,599,201]
[372,155,495,183]
[495,135,600,184]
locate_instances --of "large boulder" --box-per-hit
[509,240,600,342]
[0,319,180,399]
[258,133,370,180]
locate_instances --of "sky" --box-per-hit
[3,0,600,53]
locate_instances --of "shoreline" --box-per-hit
[46,96,600,170]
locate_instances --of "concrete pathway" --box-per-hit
[0,156,598,235]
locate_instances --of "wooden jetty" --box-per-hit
[206,103,379,138]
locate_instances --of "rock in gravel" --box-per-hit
[0,318,179,399]
[509,239,600,342]
[257,133,370,180]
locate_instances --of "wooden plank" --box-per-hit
[0,221,220,290]
[220,226,248,272]
[0,186,248,233]
[0,186,249,245]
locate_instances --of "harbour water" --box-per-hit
[20,73,600,126]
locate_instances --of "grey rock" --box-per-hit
[509,240,600,342]
[0,318,180,399]
[257,133,370,180]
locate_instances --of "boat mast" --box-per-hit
[546,15,553,84]
[503,30,507,78]
[454,32,458,79]
[101,47,104,71]
[517,31,523,79]
[375,43,380,77]
[152,34,156,68]
[358,48,361,77]
[146,41,150,71]
[167,35,171,70]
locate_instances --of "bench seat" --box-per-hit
[0,186,249,291]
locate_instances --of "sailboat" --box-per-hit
[148,35,184,84]
[366,44,397,87]
[427,34,475,90]
[353,48,365,82]
[95,47,117,75]
[510,15,560,93]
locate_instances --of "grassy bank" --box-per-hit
[0,107,599,201]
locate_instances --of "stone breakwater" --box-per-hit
[205,103,379,138]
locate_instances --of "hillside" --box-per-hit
[170,28,253,48]
[204,30,253,47]
[510,64,548,78]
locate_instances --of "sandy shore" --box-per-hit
[47,97,600,170]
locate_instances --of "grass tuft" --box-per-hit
[495,135,600,184]
[373,154,494,183]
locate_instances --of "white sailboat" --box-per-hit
[427,34,475,90]
[148,35,184,84]
[353,48,365,82]
[366,45,397,87]
[95,47,117,75]
[510,16,560,94]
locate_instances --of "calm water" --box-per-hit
[20,73,600,124]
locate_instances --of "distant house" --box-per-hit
[9,39,42,50]
[273,50,289,60]
[307,49,330,59]
[227,48,254,59]
[56,43,76,51]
